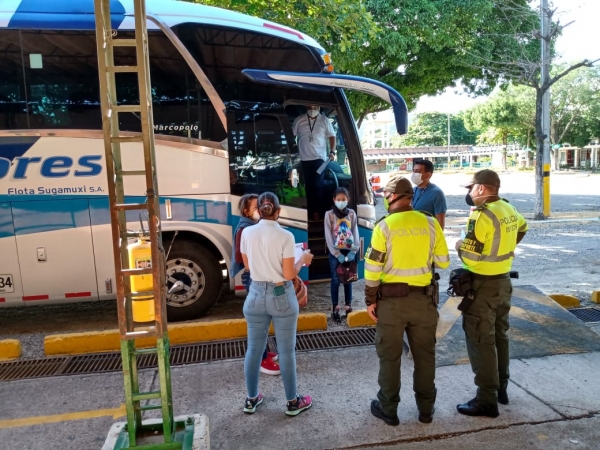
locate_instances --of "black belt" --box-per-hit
[379,283,429,297]
[471,272,509,281]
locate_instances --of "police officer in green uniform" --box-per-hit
[455,169,527,417]
[365,174,450,426]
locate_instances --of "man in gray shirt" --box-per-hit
[410,159,447,228]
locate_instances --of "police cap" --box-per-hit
[460,169,500,188]
[383,173,413,196]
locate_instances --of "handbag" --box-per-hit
[336,261,358,284]
[292,276,308,308]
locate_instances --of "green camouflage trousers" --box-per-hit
[375,292,438,417]
[462,277,512,406]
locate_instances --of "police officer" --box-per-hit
[455,169,527,418]
[365,174,450,426]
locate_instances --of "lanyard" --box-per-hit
[412,184,429,208]
[307,115,317,134]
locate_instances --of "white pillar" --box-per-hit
[593,148,598,168]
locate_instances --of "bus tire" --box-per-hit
[164,239,222,322]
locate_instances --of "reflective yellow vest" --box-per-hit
[364,210,450,288]
[459,199,528,275]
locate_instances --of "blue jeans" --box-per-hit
[243,280,299,401]
[329,252,352,308]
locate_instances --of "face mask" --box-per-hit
[251,211,260,222]
[384,196,390,211]
[335,201,347,210]
[307,109,319,118]
[465,193,475,207]
[411,173,422,185]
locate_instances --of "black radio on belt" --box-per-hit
[510,271,519,279]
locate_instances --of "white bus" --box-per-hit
[0,0,407,321]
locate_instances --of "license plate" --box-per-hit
[0,274,15,293]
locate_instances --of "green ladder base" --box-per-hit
[103,414,209,450]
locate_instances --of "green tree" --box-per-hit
[390,112,477,147]
[194,0,539,126]
[550,65,600,160]
[464,91,526,170]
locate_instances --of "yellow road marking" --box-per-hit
[0,403,126,429]
[436,296,462,340]
[510,305,571,327]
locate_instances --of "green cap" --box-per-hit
[461,169,500,188]
[383,173,413,196]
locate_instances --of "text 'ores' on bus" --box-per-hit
[0,0,407,320]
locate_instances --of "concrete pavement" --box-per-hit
[2,347,599,449]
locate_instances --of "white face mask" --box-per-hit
[251,211,260,222]
[411,172,423,185]
[335,201,348,210]
[307,109,319,118]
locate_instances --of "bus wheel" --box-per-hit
[165,239,222,321]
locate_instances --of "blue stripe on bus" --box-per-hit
[7,0,126,30]
[0,203,15,239]
[0,136,40,162]
[2,195,231,236]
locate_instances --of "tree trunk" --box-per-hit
[534,88,545,220]
[502,132,508,170]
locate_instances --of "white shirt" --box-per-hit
[292,113,335,161]
[240,219,296,282]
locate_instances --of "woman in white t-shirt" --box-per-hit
[240,191,315,416]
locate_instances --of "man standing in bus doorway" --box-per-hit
[411,159,447,229]
[293,105,336,221]
[455,169,527,418]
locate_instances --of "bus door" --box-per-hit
[11,199,99,303]
[227,110,309,289]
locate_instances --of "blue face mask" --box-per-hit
[335,201,348,210]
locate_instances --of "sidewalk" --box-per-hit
[1,347,599,449]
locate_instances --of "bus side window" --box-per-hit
[228,111,303,208]
[18,30,102,130]
[0,30,29,130]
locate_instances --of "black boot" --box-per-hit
[498,387,509,405]
[457,398,499,418]
[370,400,399,426]
[418,407,435,424]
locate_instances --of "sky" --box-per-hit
[414,0,600,115]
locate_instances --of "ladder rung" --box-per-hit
[111,136,143,143]
[122,268,153,277]
[127,290,155,298]
[117,170,147,176]
[132,391,162,401]
[138,404,163,412]
[125,330,155,339]
[115,203,148,211]
[132,347,158,356]
[106,65,139,73]
[112,38,137,47]
[112,105,142,113]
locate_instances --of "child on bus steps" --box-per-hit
[324,187,360,324]
[230,194,279,375]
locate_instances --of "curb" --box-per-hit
[548,294,581,308]
[346,310,375,328]
[0,339,22,361]
[592,291,600,304]
[44,313,328,356]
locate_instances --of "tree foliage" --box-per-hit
[193,0,540,125]
[391,112,477,147]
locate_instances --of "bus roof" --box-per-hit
[0,0,324,51]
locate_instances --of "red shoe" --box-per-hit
[260,356,281,375]
[267,351,278,361]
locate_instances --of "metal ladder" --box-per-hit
[93,0,176,447]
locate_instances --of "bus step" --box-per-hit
[115,203,148,211]
[106,65,139,73]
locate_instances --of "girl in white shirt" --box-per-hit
[240,191,314,416]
